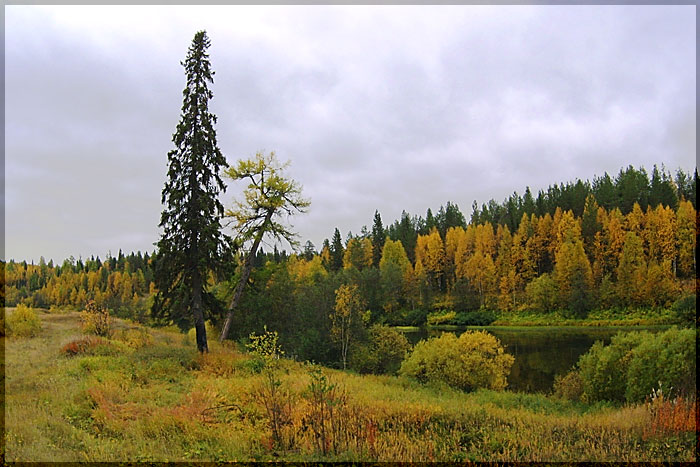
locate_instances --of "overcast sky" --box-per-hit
[4,5,696,263]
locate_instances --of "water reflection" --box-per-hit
[399,326,669,393]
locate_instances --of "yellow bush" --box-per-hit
[6,304,42,337]
[81,300,113,337]
[426,310,456,325]
[115,328,153,349]
[399,330,514,391]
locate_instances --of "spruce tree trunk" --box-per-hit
[219,210,273,342]
[192,270,209,353]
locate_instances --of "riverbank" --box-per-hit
[491,307,678,327]
[3,309,695,462]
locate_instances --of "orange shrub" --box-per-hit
[643,392,697,440]
[61,336,106,356]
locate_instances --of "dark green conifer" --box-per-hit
[152,30,234,353]
[371,210,385,268]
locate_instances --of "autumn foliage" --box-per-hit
[399,330,514,391]
[81,300,113,337]
[642,389,697,440]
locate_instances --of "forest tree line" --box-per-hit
[2,164,697,365]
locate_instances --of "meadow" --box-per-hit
[3,308,696,462]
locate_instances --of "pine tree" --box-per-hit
[371,210,386,268]
[152,31,234,353]
[330,228,344,272]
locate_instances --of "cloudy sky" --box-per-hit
[4,5,696,263]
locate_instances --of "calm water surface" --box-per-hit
[399,326,670,393]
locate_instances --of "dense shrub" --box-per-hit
[81,300,113,337]
[624,327,696,402]
[6,304,42,337]
[399,330,514,391]
[426,311,456,325]
[552,370,584,401]
[577,331,648,402]
[671,294,696,327]
[576,328,696,403]
[349,324,411,375]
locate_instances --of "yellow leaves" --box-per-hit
[605,208,626,269]
[675,200,696,277]
[414,228,445,290]
[615,232,646,306]
[643,260,677,307]
[287,255,327,285]
[625,202,645,234]
[331,284,366,369]
[464,252,497,307]
[399,331,514,391]
[474,223,496,258]
[553,239,592,304]
[224,151,309,246]
[644,204,677,265]
[343,238,373,271]
[555,210,582,251]
[379,239,411,276]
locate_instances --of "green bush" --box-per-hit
[577,331,648,402]
[349,324,411,375]
[624,327,696,402]
[399,330,514,391]
[6,304,42,337]
[553,370,584,401]
[576,328,696,403]
[404,308,429,326]
[671,294,696,327]
[525,273,558,313]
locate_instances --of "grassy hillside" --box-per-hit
[3,309,696,462]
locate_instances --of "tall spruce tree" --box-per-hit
[330,227,345,272]
[371,210,385,268]
[152,31,233,353]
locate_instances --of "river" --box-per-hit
[398,325,670,393]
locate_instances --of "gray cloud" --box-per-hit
[5,5,695,262]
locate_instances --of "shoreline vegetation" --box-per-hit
[3,309,696,463]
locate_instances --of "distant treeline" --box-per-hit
[377,165,696,257]
[3,250,156,316]
[2,163,696,365]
